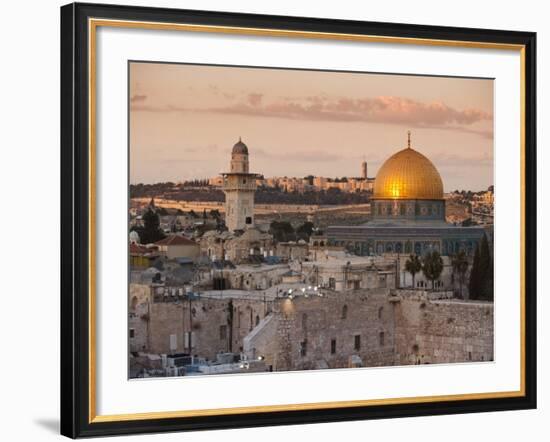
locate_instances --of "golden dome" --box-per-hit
[373,145,443,200]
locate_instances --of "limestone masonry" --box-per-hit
[130,281,493,376]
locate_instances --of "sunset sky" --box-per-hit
[129,62,494,191]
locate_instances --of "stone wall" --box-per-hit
[393,297,494,365]
[129,284,151,353]
[129,283,272,360]
[130,283,494,372]
[243,314,279,369]
[245,290,395,372]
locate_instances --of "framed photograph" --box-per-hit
[60,2,537,438]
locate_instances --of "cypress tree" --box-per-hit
[139,208,166,244]
[484,256,494,301]
[468,234,494,301]
[478,234,492,300]
[468,244,481,300]
[452,250,469,299]
[479,231,493,301]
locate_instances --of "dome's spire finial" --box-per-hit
[407,130,411,149]
[239,136,242,142]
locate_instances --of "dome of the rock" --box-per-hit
[373,146,443,200]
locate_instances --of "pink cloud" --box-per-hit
[247,93,263,106]
[129,93,492,138]
[206,95,491,127]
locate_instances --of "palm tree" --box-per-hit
[451,250,469,299]
[422,251,444,291]
[405,254,422,289]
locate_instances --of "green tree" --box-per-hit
[422,250,444,291]
[468,244,482,299]
[269,221,295,242]
[484,256,494,301]
[138,208,165,244]
[296,222,314,241]
[405,254,422,289]
[478,234,493,301]
[451,250,469,299]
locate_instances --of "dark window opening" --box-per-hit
[300,340,307,357]
[354,335,361,351]
[129,329,135,339]
[245,216,252,224]
[331,339,336,354]
[219,325,227,340]
[379,331,385,346]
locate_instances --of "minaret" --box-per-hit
[361,159,368,179]
[222,138,258,232]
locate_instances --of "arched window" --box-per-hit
[255,315,260,326]
[378,306,384,319]
[379,331,385,346]
[342,305,348,319]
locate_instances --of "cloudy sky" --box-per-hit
[129,62,494,191]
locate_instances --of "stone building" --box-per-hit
[222,138,259,232]
[275,240,309,262]
[224,264,290,290]
[301,256,397,291]
[129,243,159,269]
[129,283,275,359]
[199,228,275,264]
[155,234,200,260]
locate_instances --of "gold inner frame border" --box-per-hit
[87,17,526,424]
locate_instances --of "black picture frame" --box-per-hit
[61,2,537,438]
